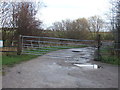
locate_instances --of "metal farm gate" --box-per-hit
[17,35,96,55]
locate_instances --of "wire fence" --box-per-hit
[94,34,120,62]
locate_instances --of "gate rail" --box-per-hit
[17,35,96,55]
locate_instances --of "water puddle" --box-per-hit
[72,50,81,52]
[71,49,83,52]
[47,47,101,70]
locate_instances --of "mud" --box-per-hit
[2,47,118,88]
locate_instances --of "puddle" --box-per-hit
[74,64,98,69]
[71,49,83,52]
[72,50,81,52]
[47,47,97,69]
[80,57,86,58]
[79,53,85,55]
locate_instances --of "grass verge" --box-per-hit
[2,55,38,67]
[101,56,120,65]
[100,46,120,65]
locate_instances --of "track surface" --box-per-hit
[2,47,118,88]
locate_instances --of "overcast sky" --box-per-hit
[1,0,111,28]
[35,0,111,29]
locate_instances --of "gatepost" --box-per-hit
[97,34,102,61]
[17,35,22,55]
[94,34,102,61]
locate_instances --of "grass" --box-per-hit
[2,45,87,66]
[100,46,120,65]
[2,54,38,67]
[0,54,2,68]
[101,56,120,65]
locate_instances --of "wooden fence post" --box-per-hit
[17,35,22,55]
[97,34,102,60]
[94,34,102,61]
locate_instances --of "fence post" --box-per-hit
[17,35,22,55]
[97,34,102,61]
[94,34,102,61]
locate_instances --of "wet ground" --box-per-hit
[2,47,118,88]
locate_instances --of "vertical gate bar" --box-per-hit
[31,41,33,48]
[39,38,40,48]
[21,35,23,53]
[17,35,22,55]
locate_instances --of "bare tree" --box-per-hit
[88,15,104,38]
[15,2,42,36]
[51,18,90,39]
[0,2,17,46]
[65,18,89,39]
[113,0,120,56]
[0,1,43,46]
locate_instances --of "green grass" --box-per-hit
[0,59,1,67]
[2,55,38,67]
[100,46,120,65]
[2,45,88,66]
[101,56,120,65]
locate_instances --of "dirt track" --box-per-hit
[2,47,118,88]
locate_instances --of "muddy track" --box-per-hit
[2,47,118,88]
